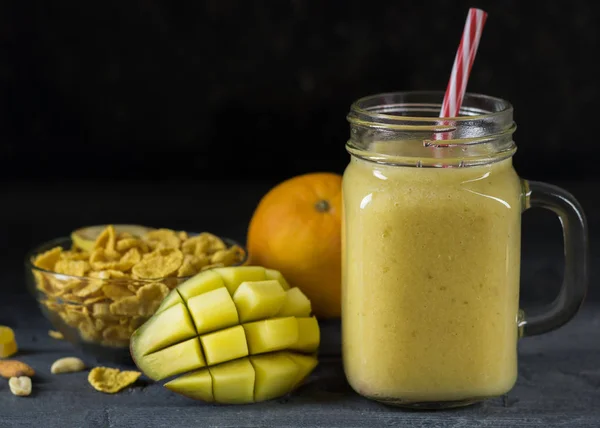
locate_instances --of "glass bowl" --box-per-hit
[25,236,247,364]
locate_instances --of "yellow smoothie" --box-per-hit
[342,151,522,404]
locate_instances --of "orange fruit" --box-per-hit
[247,173,342,318]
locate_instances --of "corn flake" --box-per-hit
[210,245,243,266]
[177,257,197,277]
[135,282,169,316]
[54,260,90,277]
[60,306,90,326]
[126,282,143,293]
[109,296,140,316]
[89,270,129,280]
[41,299,62,312]
[94,225,117,252]
[92,303,111,317]
[63,292,89,303]
[131,249,183,279]
[144,229,181,250]
[102,325,131,342]
[83,296,107,305]
[201,263,225,271]
[88,367,141,394]
[181,235,209,256]
[60,251,90,261]
[35,272,55,295]
[103,284,134,300]
[116,238,149,253]
[74,280,104,298]
[95,318,107,331]
[161,277,181,290]
[49,275,82,292]
[33,247,62,270]
[185,254,209,270]
[90,249,135,272]
[199,232,227,252]
[120,248,141,265]
[79,319,102,342]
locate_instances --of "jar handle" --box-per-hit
[519,180,589,336]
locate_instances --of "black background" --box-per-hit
[2,0,598,182]
[1,1,598,302]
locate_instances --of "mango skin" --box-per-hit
[130,266,320,404]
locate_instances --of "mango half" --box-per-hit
[130,266,319,404]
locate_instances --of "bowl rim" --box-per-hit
[25,234,248,283]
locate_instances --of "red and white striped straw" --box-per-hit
[440,8,488,118]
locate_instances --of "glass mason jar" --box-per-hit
[341,91,588,409]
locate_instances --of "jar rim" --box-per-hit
[347,90,513,127]
[345,91,516,167]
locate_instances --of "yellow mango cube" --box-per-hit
[250,352,299,402]
[177,270,225,300]
[276,287,312,317]
[137,337,205,381]
[233,280,286,323]
[209,358,255,404]
[187,287,239,334]
[200,325,249,365]
[213,266,266,294]
[164,368,214,403]
[264,269,291,290]
[290,317,320,353]
[132,303,196,356]
[282,352,319,389]
[243,317,298,355]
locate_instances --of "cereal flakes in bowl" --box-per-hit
[25,225,247,363]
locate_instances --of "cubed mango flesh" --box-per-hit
[282,352,319,389]
[213,266,266,294]
[264,269,291,290]
[137,337,205,381]
[243,317,299,355]
[250,352,299,402]
[187,287,239,334]
[290,317,320,353]
[131,303,196,356]
[165,368,213,403]
[200,325,249,365]
[233,280,286,323]
[276,287,312,317]
[209,358,255,404]
[177,270,225,301]
[164,351,317,404]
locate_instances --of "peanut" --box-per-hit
[9,376,32,396]
[0,360,35,378]
[48,330,64,340]
[51,357,86,374]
